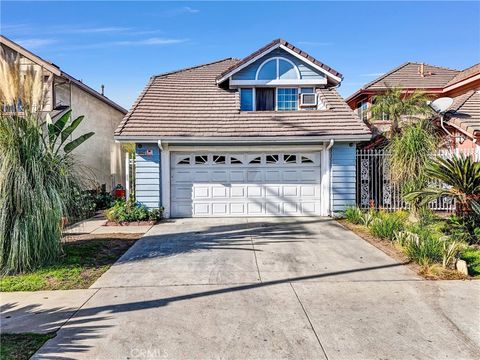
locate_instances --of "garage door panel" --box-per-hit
[231,186,246,198]
[212,203,228,215]
[265,171,281,181]
[247,203,263,214]
[211,171,228,182]
[230,203,246,215]
[230,171,245,182]
[193,186,209,198]
[212,186,228,198]
[247,171,263,182]
[247,185,262,197]
[283,186,298,197]
[193,203,210,215]
[171,152,321,217]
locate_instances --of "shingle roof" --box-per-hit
[115,58,370,139]
[217,38,343,83]
[362,62,459,90]
[445,63,480,88]
[446,90,480,137]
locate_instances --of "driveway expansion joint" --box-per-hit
[289,282,329,360]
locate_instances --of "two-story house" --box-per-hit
[0,35,127,190]
[346,62,480,152]
[115,39,371,218]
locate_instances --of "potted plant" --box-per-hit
[113,184,126,199]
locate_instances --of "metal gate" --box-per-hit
[356,149,479,211]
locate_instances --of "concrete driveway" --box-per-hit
[34,218,480,359]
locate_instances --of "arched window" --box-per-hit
[255,57,300,81]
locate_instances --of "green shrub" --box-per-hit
[344,206,364,224]
[106,199,162,223]
[369,211,407,240]
[460,248,480,276]
[403,231,443,266]
[445,214,480,245]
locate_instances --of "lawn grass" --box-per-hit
[0,333,55,360]
[0,234,140,292]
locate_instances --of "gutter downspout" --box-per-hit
[322,139,334,217]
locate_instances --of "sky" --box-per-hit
[1,1,479,109]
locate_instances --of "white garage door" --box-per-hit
[170,152,321,217]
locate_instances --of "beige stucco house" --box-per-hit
[0,35,127,190]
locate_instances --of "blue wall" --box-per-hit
[331,143,356,214]
[232,48,325,80]
[135,143,161,208]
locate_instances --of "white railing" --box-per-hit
[356,148,479,211]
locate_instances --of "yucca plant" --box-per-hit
[0,46,94,274]
[404,155,480,216]
[387,119,439,220]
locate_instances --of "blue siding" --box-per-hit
[135,143,161,209]
[331,143,357,214]
[232,48,325,80]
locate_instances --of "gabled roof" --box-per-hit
[216,38,343,84]
[362,62,459,90]
[346,62,460,103]
[444,63,480,88]
[446,90,480,138]
[0,35,127,114]
[115,58,370,140]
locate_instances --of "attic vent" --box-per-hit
[300,93,317,107]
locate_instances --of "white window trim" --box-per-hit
[300,93,318,107]
[255,57,301,81]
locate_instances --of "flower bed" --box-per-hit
[342,207,479,279]
[105,199,163,225]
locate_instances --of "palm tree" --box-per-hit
[369,87,433,137]
[404,155,480,216]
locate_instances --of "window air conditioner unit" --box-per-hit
[300,93,317,107]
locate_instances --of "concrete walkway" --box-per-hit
[3,218,479,359]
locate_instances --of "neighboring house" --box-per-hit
[115,39,371,218]
[0,35,127,190]
[346,62,480,152]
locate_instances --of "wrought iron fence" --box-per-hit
[356,148,479,211]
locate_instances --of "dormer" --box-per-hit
[216,39,342,112]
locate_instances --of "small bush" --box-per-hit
[403,231,443,266]
[446,214,480,245]
[369,211,407,240]
[344,207,364,224]
[106,199,162,223]
[460,248,480,276]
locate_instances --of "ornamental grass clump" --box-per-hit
[343,206,364,225]
[368,211,407,240]
[0,48,94,274]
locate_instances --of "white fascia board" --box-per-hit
[443,73,480,93]
[230,79,327,86]
[279,45,342,83]
[115,134,372,143]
